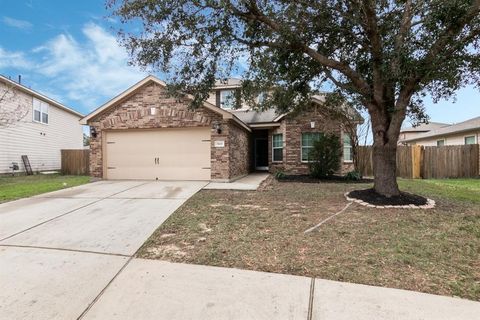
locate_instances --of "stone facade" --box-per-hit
[229,122,251,179]
[268,105,354,175]
[87,81,250,181]
[210,119,251,181]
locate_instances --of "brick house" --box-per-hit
[80,75,357,181]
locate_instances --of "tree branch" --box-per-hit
[225,0,372,96]
[416,0,480,81]
[392,0,414,76]
[358,0,384,105]
[388,0,480,140]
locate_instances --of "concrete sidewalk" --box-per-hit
[204,172,269,190]
[81,259,480,320]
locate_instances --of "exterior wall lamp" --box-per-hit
[90,126,98,138]
[213,122,222,134]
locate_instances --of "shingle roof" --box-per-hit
[403,116,480,142]
[0,74,83,117]
[214,78,242,88]
[231,93,362,125]
[401,122,450,133]
[232,108,281,124]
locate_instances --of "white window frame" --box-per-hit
[220,90,235,109]
[343,134,353,163]
[32,98,49,124]
[301,132,322,163]
[436,139,445,146]
[464,135,476,145]
[257,92,267,104]
[272,133,283,162]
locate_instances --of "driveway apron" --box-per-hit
[0,180,207,319]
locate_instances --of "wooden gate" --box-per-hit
[61,149,90,175]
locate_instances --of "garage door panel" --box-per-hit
[154,166,211,180]
[105,128,211,180]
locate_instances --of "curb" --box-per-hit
[344,192,435,209]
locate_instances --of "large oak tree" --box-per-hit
[109,0,480,197]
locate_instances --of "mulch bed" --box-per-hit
[348,188,428,206]
[277,174,373,184]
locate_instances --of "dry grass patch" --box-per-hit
[138,179,480,301]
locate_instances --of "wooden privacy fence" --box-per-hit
[61,149,90,175]
[357,144,479,179]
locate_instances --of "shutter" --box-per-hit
[215,90,221,107]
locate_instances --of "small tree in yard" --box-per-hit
[109,0,480,197]
[309,134,342,179]
[0,82,29,127]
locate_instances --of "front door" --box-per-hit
[254,138,268,170]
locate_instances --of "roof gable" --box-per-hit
[400,122,450,133]
[80,75,250,131]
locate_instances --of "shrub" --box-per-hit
[274,170,286,179]
[308,133,341,178]
[345,170,362,181]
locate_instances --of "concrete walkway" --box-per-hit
[204,172,270,190]
[1,180,479,319]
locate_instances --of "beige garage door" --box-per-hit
[105,128,211,180]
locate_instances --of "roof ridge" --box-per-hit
[0,74,83,117]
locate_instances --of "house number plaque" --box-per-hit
[214,140,225,148]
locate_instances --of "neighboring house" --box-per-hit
[399,122,450,144]
[0,75,84,174]
[401,116,480,147]
[80,75,358,181]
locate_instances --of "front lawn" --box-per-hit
[399,178,480,203]
[0,174,90,203]
[138,178,480,301]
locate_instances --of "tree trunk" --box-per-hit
[372,142,400,197]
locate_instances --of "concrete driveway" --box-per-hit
[0,180,207,319]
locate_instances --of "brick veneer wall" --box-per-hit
[228,122,251,179]
[268,106,353,175]
[87,81,247,180]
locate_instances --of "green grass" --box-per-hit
[0,174,90,203]
[399,178,480,204]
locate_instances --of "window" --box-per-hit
[465,136,476,145]
[343,134,353,162]
[33,98,49,124]
[437,139,445,146]
[272,134,283,162]
[257,92,267,104]
[301,132,322,162]
[220,90,235,109]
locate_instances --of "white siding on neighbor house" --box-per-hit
[406,130,480,146]
[399,131,428,142]
[0,83,83,174]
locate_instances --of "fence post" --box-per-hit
[411,145,422,179]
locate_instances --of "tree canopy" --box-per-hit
[109,0,480,196]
